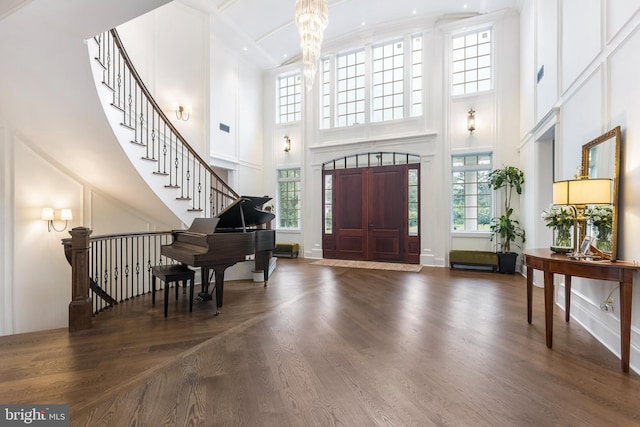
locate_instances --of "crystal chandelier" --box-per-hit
[295,0,328,90]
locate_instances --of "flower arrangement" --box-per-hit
[541,205,574,229]
[583,205,612,230]
[541,205,574,249]
[584,205,613,252]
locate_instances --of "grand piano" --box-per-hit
[161,196,276,312]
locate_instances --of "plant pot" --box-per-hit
[497,252,518,274]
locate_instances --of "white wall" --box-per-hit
[521,0,640,373]
[0,135,82,334]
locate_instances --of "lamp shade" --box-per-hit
[60,209,73,221]
[553,178,612,206]
[41,207,54,221]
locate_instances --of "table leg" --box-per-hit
[544,270,554,348]
[527,266,533,324]
[619,280,633,373]
[564,275,571,322]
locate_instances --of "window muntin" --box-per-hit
[336,49,366,127]
[372,40,404,122]
[451,154,492,231]
[277,73,302,123]
[452,28,492,96]
[278,169,301,229]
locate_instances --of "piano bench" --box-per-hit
[151,264,195,318]
[274,242,299,258]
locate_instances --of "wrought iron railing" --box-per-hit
[64,231,178,315]
[93,29,238,217]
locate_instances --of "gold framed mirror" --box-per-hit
[581,126,620,260]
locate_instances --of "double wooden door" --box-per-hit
[322,164,419,263]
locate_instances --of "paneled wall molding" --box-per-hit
[0,126,14,335]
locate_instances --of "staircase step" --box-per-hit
[188,208,203,212]
[102,81,115,92]
[164,185,180,189]
[176,197,192,201]
[143,157,159,163]
[94,57,107,70]
[110,103,124,113]
[120,123,134,131]
[130,140,145,147]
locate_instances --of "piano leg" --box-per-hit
[212,263,235,308]
[198,267,213,302]
[260,251,270,287]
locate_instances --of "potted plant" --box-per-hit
[488,165,526,273]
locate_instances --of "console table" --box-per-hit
[523,248,639,373]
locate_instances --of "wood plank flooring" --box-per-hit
[1,259,639,426]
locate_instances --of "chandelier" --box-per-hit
[295,0,328,90]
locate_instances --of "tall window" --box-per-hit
[278,169,301,229]
[410,34,423,117]
[336,49,365,127]
[320,57,331,129]
[451,154,492,231]
[451,28,492,96]
[372,40,404,122]
[277,73,302,123]
[318,32,423,129]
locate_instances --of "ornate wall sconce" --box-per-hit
[42,207,72,232]
[173,103,191,121]
[283,135,291,152]
[467,108,476,134]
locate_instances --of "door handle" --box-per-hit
[368,223,374,230]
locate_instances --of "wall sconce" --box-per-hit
[283,135,291,152]
[467,108,476,134]
[173,103,191,121]
[42,208,72,232]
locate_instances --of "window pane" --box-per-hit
[451,154,493,232]
[277,73,301,124]
[451,28,492,96]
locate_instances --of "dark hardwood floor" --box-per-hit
[1,259,639,426]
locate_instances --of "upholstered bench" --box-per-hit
[449,250,498,272]
[274,242,299,258]
[151,264,195,318]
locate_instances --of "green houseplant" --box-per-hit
[488,165,526,273]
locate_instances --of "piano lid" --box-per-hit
[215,196,275,230]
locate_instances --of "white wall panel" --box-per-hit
[607,0,640,41]
[13,139,82,334]
[558,68,603,180]
[561,0,600,93]
[535,0,558,121]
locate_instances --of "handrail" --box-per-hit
[109,29,232,197]
[94,29,239,217]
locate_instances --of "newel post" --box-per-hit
[68,226,92,331]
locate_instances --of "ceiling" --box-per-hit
[180,0,523,69]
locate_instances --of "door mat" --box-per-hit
[311,259,422,272]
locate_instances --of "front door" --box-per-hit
[323,163,419,263]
